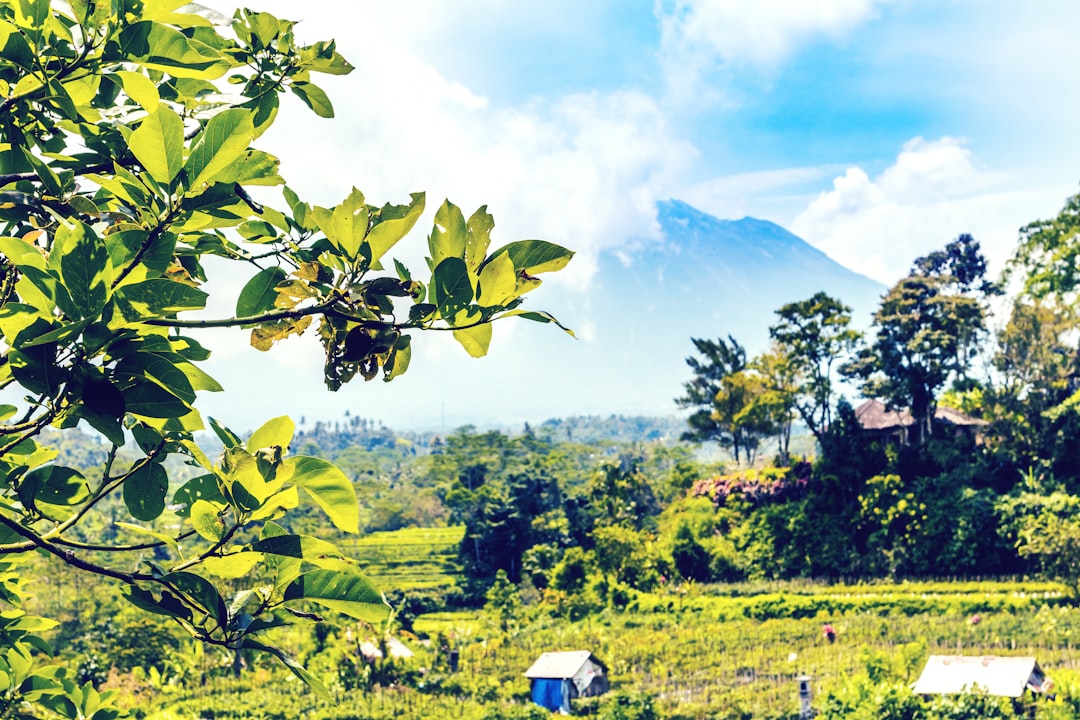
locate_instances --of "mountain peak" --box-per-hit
[657,198,826,260]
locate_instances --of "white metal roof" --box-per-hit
[913,656,1047,697]
[524,651,598,680]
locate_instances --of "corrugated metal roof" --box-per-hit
[524,651,597,679]
[913,656,1046,697]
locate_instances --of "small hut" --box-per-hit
[854,399,987,446]
[525,650,609,713]
[913,656,1052,697]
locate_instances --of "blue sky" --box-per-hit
[230,0,1080,282]
[195,0,1080,430]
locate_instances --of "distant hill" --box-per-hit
[535,415,688,445]
[199,200,886,431]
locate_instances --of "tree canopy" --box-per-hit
[0,0,571,712]
[844,235,995,445]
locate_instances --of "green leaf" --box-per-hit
[19,466,89,521]
[244,640,329,698]
[174,474,225,518]
[20,317,92,348]
[290,82,334,118]
[236,267,286,318]
[501,308,575,336]
[432,257,473,319]
[119,21,229,79]
[185,109,256,188]
[284,456,358,533]
[260,521,301,590]
[325,188,367,260]
[202,552,263,579]
[54,221,111,318]
[489,239,574,275]
[114,522,180,555]
[452,323,492,358]
[384,334,411,381]
[114,351,196,404]
[114,279,208,318]
[123,463,168,521]
[124,586,192,622]
[8,320,62,395]
[283,568,389,623]
[208,417,243,448]
[104,230,176,275]
[366,193,425,265]
[162,571,228,627]
[429,200,467,267]
[0,236,46,271]
[221,445,280,507]
[121,379,191,418]
[128,105,183,185]
[251,534,341,560]
[247,415,294,452]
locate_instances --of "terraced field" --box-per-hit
[351,525,465,591]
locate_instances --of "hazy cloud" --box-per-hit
[790,137,1065,285]
[656,0,885,101]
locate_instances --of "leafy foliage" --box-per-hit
[0,0,571,709]
[844,235,997,445]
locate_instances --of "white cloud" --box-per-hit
[675,164,844,221]
[791,137,1070,285]
[255,22,697,292]
[656,0,885,100]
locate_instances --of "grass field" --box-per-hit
[144,578,1080,719]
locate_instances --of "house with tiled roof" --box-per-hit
[854,399,987,446]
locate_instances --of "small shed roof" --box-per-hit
[525,651,605,680]
[913,656,1050,697]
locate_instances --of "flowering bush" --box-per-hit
[692,461,812,507]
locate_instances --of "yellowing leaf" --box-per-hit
[115,70,160,111]
[62,74,100,106]
[453,323,492,358]
[285,456,358,533]
[476,251,517,307]
[129,105,184,185]
[202,552,264,579]
[247,416,295,453]
[190,499,224,541]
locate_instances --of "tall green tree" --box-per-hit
[844,235,994,445]
[0,0,571,708]
[747,346,798,465]
[677,336,758,463]
[711,365,777,466]
[1007,188,1080,313]
[769,292,861,444]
